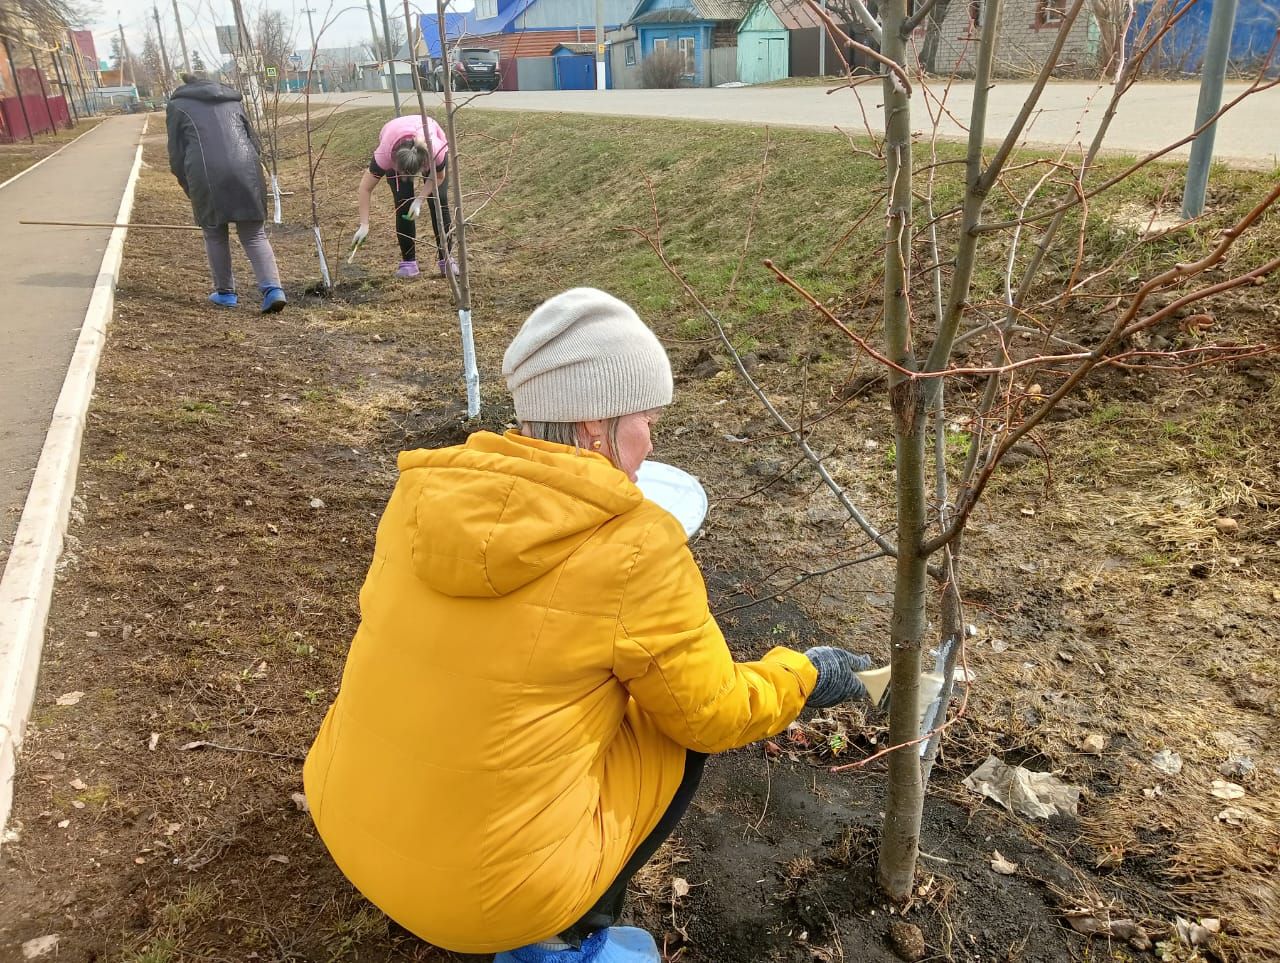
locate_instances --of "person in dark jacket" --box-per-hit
[166,72,286,313]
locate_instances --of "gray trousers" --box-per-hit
[202,221,281,292]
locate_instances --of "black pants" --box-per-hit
[388,171,452,263]
[562,750,708,944]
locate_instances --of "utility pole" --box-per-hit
[229,0,264,136]
[377,0,402,110]
[365,0,382,75]
[594,0,605,90]
[153,5,175,92]
[118,22,134,88]
[302,6,325,93]
[1181,0,1240,219]
[819,0,827,76]
[170,0,191,74]
[3,39,36,142]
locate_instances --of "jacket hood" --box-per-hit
[398,431,643,598]
[171,80,242,104]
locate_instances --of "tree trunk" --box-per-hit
[875,0,928,903]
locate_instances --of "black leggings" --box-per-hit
[389,171,452,262]
[562,750,708,944]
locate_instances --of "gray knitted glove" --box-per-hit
[804,646,873,708]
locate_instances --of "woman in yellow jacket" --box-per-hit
[304,289,871,962]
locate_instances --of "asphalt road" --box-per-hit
[300,81,1280,168]
[0,114,147,567]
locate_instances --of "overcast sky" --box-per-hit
[88,0,473,71]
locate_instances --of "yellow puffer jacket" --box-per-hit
[303,431,816,954]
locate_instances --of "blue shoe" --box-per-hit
[209,290,238,307]
[495,928,657,963]
[259,285,287,314]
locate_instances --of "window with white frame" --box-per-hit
[625,42,637,65]
[677,36,694,73]
[653,37,669,50]
[1036,0,1065,26]
[476,0,498,19]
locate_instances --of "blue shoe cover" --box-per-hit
[259,285,287,313]
[494,927,657,963]
[209,290,238,307]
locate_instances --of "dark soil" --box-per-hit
[1,109,1277,963]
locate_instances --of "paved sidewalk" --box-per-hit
[0,114,146,567]
[303,81,1280,168]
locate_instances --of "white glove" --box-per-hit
[348,223,369,263]
[406,197,423,221]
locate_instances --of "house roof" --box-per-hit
[766,0,826,30]
[459,0,539,37]
[630,0,751,24]
[552,42,596,54]
[418,13,469,58]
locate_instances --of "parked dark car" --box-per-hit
[431,47,501,91]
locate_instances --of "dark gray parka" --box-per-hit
[166,81,266,226]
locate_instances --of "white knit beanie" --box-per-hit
[503,288,674,423]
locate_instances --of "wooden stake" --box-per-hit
[19,220,206,230]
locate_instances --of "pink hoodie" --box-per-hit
[373,115,449,172]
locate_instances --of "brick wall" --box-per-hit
[930,0,1098,77]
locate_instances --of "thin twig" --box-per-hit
[619,182,897,558]
[729,127,772,296]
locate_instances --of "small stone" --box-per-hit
[55,691,84,707]
[56,820,70,829]
[1218,756,1255,780]
[1213,517,1239,535]
[68,778,87,791]
[134,856,146,864]
[1152,749,1183,775]
[1081,733,1106,755]
[21,935,60,960]
[888,921,926,962]
[309,497,325,509]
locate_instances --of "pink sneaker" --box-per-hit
[437,256,459,277]
[395,260,420,278]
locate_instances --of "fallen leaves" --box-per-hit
[671,877,690,899]
[990,850,1018,875]
[290,792,309,813]
[54,692,84,707]
[1215,806,1252,827]
[1065,910,1152,951]
[1210,780,1245,800]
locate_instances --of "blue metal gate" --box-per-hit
[554,52,596,90]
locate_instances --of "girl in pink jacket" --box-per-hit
[351,114,456,278]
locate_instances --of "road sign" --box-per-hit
[265,66,278,77]
[215,25,240,55]
[288,53,303,68]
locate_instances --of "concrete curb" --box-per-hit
[0,125,146,836]
[0,121,104,193]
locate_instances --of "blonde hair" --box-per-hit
[521,419,623,468]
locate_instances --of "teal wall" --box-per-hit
[737,28,787,83]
